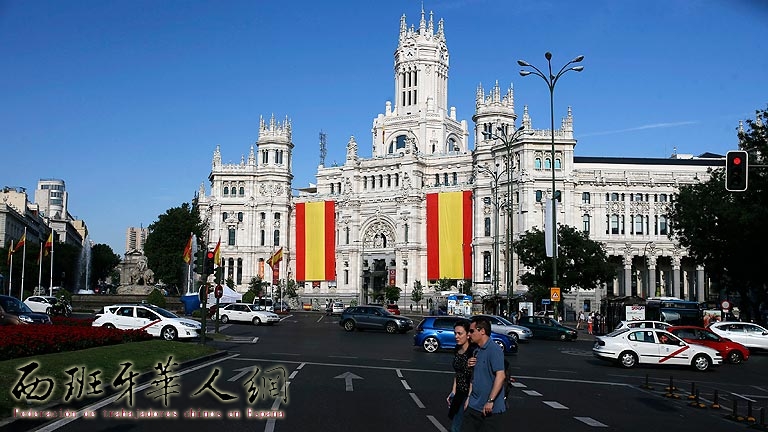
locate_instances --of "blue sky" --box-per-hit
[1,0,766,255]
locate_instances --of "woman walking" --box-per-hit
[447,318,475,432]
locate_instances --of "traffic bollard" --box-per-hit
[747,400,755,423]
[711,390,721,409]
[687,382,696,400]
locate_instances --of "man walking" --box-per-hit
[463,316,507,431]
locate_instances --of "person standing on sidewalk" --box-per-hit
[447,319,475,432]
[462,316,506,431]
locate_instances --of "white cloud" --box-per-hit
[581,121,699,137]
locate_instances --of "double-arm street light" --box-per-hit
[482,125,533,317]
[518,52,584,309]
[476,162,506,315]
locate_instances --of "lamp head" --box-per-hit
[573,55,585,63]
[519,70,531,76]
[572,66,584,72]
[545,52,552,60]
[517,59,530,67]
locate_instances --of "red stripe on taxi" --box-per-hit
[659,345,689,363]
[139,319,162,331]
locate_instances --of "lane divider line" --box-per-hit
[409,392,425,408]
[427,415,449,432]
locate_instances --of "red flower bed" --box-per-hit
[50,316,95,327]
[0,324,153,361]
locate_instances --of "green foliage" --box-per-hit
[384,285,401,302]
[242,290,256,304]
[514,225,614,292]
[225,277,235,289]
[247,276,268,296]
[191,309,203,318]
[411,281,424,305]
[91,243,121,285]
[668,106,768,319]
[144,202,205,290]
[146,288,167,308]
[462,279,473,296]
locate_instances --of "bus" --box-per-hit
[644,297,702,326]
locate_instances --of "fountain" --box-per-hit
[76,238,95,294]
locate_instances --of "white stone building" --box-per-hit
[197,10,724,312]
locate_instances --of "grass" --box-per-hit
[0,340,218,420]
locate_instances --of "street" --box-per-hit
[15,311,768,432]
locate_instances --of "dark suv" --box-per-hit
[0,295,52,325]
[340,305,414,334]
[414,316,518,354]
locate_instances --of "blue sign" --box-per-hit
[541,299,551,305]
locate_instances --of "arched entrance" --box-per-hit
[361,218,396,304]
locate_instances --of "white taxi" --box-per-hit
[593,328,722,371]
[92,304,201,341]
[219,303,280,325]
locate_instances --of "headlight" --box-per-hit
[181,322,199,328]
[19,315,33,323]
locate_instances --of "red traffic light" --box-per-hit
[206,251,215,259]
[733,157,742,165]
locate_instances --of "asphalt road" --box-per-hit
[11,312,768,432]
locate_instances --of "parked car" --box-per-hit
[0,295,52,325]
[668,325,750,364]
[414,316,518,354]
[517,316,578,341]
[24,295,72,317]
[219,303,280,325]
[274,301,291,313]
[92,304,201,341]
[331,302,345,315]
[614,320,672,331]
[386,304,401,315]
[252,297,274,312]
[593,327,722,371]
[207,303,232,318]
[339,305,413,334]
[475,314,532,343]
[708,321,768,350]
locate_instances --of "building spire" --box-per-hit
[419,4,426,33]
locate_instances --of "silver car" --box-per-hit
[477,314,533,342]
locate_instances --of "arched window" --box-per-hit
[237,212,243,222]
[404,224,409,243]
[223,187,229,196]
[610,215,619,234]
[260,230,265,246]
[237,258,243,284]
[484,217,491,236]
[228,228,236,245]
[222,212,228,222]
[448,138,458,152]
[659,215,668,235]
[535,190,543,202]
[273,230,280,246]
[227,258,234,280]
[535,158,542,170]
[239,187,245,196]
[635,215,643,234]
[582,214,591,233]
[610,193,619,201]
[554,158,562,169]
[544,159,552,170]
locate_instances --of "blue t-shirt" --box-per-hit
[466,338,506,413]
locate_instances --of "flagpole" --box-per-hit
[7,240,13,296]
[38,241,43,294]
[49,233,55,297]
[20,227,27,300]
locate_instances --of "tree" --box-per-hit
[514,225,614,295]
[247,276,269,297]
[385,285,401,303]
[144,202,205,291]
[411,281,424,306]
[668,106,768,320]
[276,279,298,300]
[91,243,121,285]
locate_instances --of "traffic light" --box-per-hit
[725,150,748,192]
[204,250,216,274]
[193,250,205,275]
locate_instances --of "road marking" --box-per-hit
[575,417,608,427]
[315,316,324,323]
[510,382,527,388]
[547,369,577,374]
[401,379,411,390]
[34,353,240,432]
[335,371,363,391]
[382,358,410,362]
[752,385,768,393]
[252,337,259,343]
[228,336,260,344]
[328,355,358,359]
[271,352,301,356]
[289,370,299,380]
[543,401,569,409]
[732,392,757,403]
[396,369,404,378]
[409,392,425,408]
[228,366,257,382]
[427,415,449,432]
[279,314,293,321]
[523,390,542,396]
[264,388,285,432]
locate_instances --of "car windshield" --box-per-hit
[248,305,264,312]
[606,328,630,337]
[1,297,33,314]
[495,316,514,326]
[149,307,178,318]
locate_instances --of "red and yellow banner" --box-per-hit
[295,201,335,281]
[426,191,473,280]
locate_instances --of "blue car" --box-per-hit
[414,316,518,354]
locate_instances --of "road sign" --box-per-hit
[550,287,561,302]
[215,284,223,299]
[721,300,730,310]
[541,299,551,305]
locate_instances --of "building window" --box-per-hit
[363,177,368,189]
[237,212,243,222]
[544,159,552,170]
[403,268,408,285]
[635,215,643,234]
[404,224,409,243]
[345,228,350,245]
[554,158,562,169]
[344,270,349,285]
[371,176,375,189]
[535,190,543,202]
[260,230,265,246]
[395,173,399,187]
[554,190,562,202]
[274,230,280,246]
[379,175,383,188]
[484,217,491,237]
[610,215,619,235]
[483,252,491,282]
[583,214,590,233]
[659,215,668,235]
[582,192,591,204]
[260,212,266,221]
[659,193,668,202]
[222,212,228,222]
[331,184,335,194]
[239,187,245,196]
[535,158,542,170]
[237,258,243,284]
[274,213,281,221]
[444,173,449,185]
[453,172,457,185]
[435,174,440,186]
[262,150,269,164]
[228,228,236,246]
[223,187,229,196]
[387,174,391,187]
[228,258,234,280]
[611,193,619,201]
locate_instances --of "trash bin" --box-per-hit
[180,294,201,316]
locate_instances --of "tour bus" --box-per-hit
[644,297,702,326]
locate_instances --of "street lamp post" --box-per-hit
[482,125,533,317]
[518,52,584,318]
[476,162,506,315]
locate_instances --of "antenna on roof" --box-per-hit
[319,130,327,166]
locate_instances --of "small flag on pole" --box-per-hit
[267,247,283,268]
[182,234,193,264]
[213,238,221,266]
[43,232,53,257]
[13,232,26,253]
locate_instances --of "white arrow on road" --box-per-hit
[334,371,363,391]
[228,367,257,382]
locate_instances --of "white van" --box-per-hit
[252,297,274,312]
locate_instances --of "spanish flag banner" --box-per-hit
[426,191,473,280]
[13,232,26,253]
[295,201,335,281]
[182,234,193,264]
[213,238,221,266]
[43,232,53,256]
[267,247,283,269]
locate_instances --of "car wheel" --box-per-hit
[423,336,440,353]
[727,351,743,364]
[102,323,115,329]
[252,317,262,325]
[494,339,506,352]
[385,322,398,334]
[220,315,230,324]
[508,332,519,343]
[161,326,178,341]
[692,354,710,372]
[619,351,638,368]
[343,320,355,332]
[559,333,567,341]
